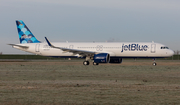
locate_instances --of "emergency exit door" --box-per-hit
[35,44,40,52]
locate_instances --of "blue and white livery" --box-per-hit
[16,20,40,44]
[9,20,174,66]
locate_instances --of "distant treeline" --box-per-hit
[0,54,179,60]
[0,54,63,60]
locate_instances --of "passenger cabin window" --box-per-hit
[161,46,169,49]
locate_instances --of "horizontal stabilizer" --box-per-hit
[8,44,29,48]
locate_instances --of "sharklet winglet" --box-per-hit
[45,37,54,47]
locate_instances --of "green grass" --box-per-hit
[0,61,180,105]
[0,54,180,60]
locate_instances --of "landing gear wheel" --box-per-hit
[93,62,99,65]
[83,61,89,65]
[152,62,157,66]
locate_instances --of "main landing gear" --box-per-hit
[83,61,89,65]
[93,62,99,65]
[83,61,99,65]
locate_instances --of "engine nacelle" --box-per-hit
[94,53,110,63]
[109,58,122,63]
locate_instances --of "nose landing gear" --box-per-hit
[152,62,157,66]
[152,58,157,66]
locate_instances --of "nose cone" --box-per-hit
[168,50,174,57]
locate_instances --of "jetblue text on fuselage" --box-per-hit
[121,44,148,52]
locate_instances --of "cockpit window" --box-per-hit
[161,46,169,49]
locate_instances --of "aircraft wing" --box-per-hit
[45,37,96,57]
[8,44,29,48]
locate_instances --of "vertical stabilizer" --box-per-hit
[16,20,40,44]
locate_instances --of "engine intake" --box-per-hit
[94,53,110,63]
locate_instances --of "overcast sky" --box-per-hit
[1,0,180,54]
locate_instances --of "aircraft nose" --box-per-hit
[168,50,174,56]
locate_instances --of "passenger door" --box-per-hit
[151,44,156,53]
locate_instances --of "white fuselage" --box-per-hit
[13,42,174,58]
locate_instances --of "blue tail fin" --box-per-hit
[16,20,40,44]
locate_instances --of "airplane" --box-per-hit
[9,20,174,66]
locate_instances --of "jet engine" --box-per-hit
[93,53,110,63]
[109,58,122,63]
